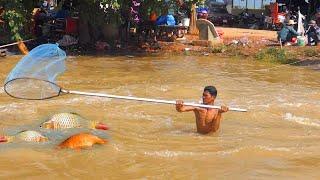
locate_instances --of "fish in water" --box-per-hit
[40,112,108,130]
[58,133,107,150]
[0,130,48,143]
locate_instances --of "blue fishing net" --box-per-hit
[4,44,67,100]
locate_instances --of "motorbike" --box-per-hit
[236,11,261,29]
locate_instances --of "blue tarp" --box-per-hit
[156,15,176,26]
[196,7,208,13]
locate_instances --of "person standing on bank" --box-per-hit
[176,86,229,134]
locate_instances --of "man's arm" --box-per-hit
[175,100,195,112]
[212,106,228,132]
[289,26,300,36]
[305,26,311,34]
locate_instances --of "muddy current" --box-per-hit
[0,55,319,179]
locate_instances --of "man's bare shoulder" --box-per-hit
[193,107,206,112]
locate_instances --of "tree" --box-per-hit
[76,0,164,45]
[0,0,38,42]
[74,0,126,45]
[184,0,204,35]
[1,0,203,45]
[189,2,198,34]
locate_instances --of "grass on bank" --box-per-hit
[255,47,297,64]
[303,47,318,57]
[210,45,244,57]
[209,45,295,64]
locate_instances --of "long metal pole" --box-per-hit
[61,89,248,112]
[0,39,34,49]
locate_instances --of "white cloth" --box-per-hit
[297,10,305,35]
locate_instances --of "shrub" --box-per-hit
[224,46,243,56]
[210,45,227,53]
[255,47,295,64]
[303,48,318,57]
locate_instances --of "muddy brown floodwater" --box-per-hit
[0,55,319,179]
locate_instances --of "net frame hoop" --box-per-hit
[4,77,63,100]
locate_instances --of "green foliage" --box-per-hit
[3,10,24,40]
[76,0,196,27]
[1,0,37,41]
[76,0,125,25]
[225,46,244,57]
[139,0,163,20]
[210,44,227,53]
[303,48,318,57]
[255,47,295,64]
[1,0,197,42]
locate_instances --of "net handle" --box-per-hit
[61,89,247,112]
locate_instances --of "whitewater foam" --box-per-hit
[283,113,320,127]
[143,150,195,157]
[142,145,291,158]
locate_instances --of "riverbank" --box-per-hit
[147,27,320,70]
[1,27,320,70]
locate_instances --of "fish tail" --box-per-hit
[96,138,107,144]
[0,135,13,143]
[0,135,7,143]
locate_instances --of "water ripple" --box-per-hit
[283,113,320,127]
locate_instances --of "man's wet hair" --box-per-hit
[204,86,217,97]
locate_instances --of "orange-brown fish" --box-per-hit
[40,112,108,130]
[58,133,107,150]
[0,130,48,143]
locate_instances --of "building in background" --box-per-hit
[206,0,277,14]
[232,0,276,10]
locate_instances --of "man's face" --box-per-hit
[202,91,215,104]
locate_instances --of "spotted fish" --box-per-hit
[58,133,107,150]
[15,130,48,142]
[40,112,108,130]
[0,130,48,143]
[41,112,81,129]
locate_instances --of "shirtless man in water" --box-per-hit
[176,86,229,134]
